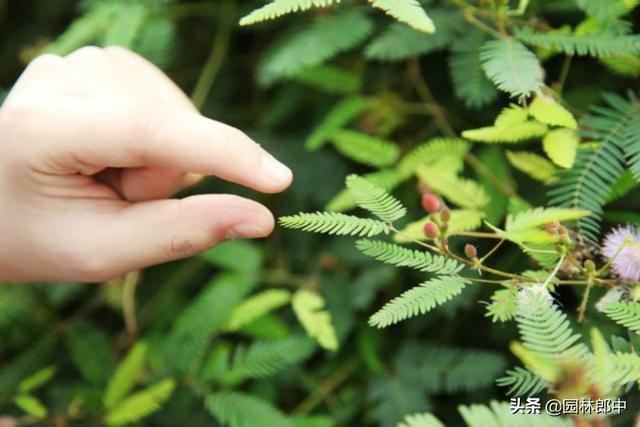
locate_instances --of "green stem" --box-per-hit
[577,275,595,322]
[191,1,234,109]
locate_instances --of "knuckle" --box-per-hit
[66,251,112,282]
[68,45,104,59]
[25,53,65,73]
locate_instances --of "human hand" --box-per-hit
[0,46,292,283]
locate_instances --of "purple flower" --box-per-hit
[602,226,640,282]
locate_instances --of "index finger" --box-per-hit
[33,99,293,194]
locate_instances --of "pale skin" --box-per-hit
[0,46,293,283]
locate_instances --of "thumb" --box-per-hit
[89,195,274,280]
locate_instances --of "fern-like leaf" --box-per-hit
[226,289,292,331]
[496,367,548,396]
[506,150,558,184]
[207,392,294,427]
[623,111,640,180]
[292,289,338,350]
[365,9,460,61]
[516,290,588,361]
[515,27,640,58]
[105,379,175,426]
[232,336,316,378]
[549,93,639,241]
[605,302,640,334]
[239,0,339,26]
[279,212,390,237]
[528,96,577,129]
[306,97,371,150]
[449,32,499,109]
[259,11,373,85]
[367,0,435,33]
[485,285,518,323]
[479,38,544,98]
[369,276,469,328]
[104,342,147,409]
[64,321,115,385]
[45,2,119,55]
[356,239,463,274]
[291,64,362,94]
[326,169,402,212]
[346,175,406,222]
[458,401,571,427]
[506,207,590,231]
[397,138,469,178]
[397,413,444,427]
[543,129,579,168]
[330,130,400,167]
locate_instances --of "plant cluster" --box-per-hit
[1,0,640,426]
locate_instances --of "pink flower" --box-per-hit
[602,226,640,282]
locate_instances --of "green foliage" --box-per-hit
[206,391,293,427]
[369,277,469,328]
[515,27,640,58]
[292,289,338,350]
[485,286,518,323]
[280,212,390,236]
[605,302,640,334]
[458,401,571,427]
[258,11,373,85]
[231,336,316,378]
[528,96,577,129]
[14,394,47,418]
[239,0,339,26]
[367,0,435,34]
[64,320,115,385]
[346,175,406,222]
[365,9,460,61]
[105,379,175,426]
[306,97,372,150]
[292,64,362,94]
[449,32,499,109]
[543,129,579,168]
[355,239,463,274]
[18,366,56,394]
[479,38,544,98]
[515,289,587,361]
[165,274,250,374]
[417,168,490,209]
[462,105,548,143]
[549,93,640,241]
[506,150,558,183]
[226,289,292,331]
[330,130,400,167]
[496,367,548,396]
[104,342,147,409]
[397,413,444,427]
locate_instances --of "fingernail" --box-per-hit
[261,154,292,185]
[225,223,269,240]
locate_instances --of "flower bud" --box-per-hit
[464,244,477,259]
[421,193,441,214]
[545,222,561,234]
[584,259,596,274]
[423,222,438,239]
[440,207,451,223]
